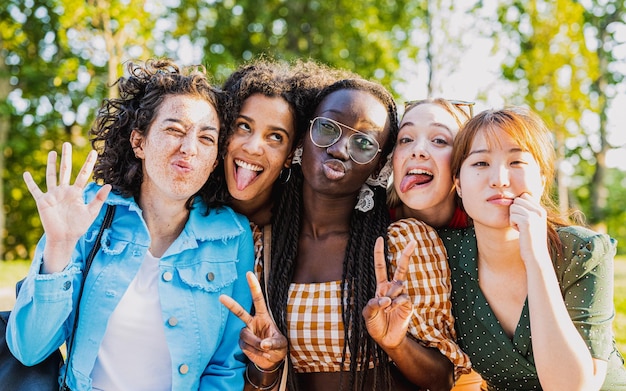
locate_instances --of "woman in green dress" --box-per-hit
[439,107,626,391]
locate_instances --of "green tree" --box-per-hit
[1,0,74,260]
[1,0,159,260]
[494,0,626,250]
[170,0,424,91]
[581,0,625,229]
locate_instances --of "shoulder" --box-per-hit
[189,203,252,240]
[556,225,616,273]
[387,218,447,264]
[437,227,475,248]
[437,227,477,271]
[388,218,440,243]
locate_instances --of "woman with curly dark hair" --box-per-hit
[222,77,470,391]
[218,58,356,390]
[7,59,254,391]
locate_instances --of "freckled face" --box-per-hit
[224,94,296,203]
[131,94,220,204]
[301,89,390,197]
[393,103,460,212]
[456,128,544,229]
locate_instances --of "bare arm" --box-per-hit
[511,194,605,391]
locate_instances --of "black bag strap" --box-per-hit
[60,204,115,390]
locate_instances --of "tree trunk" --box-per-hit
[0,39,10,258]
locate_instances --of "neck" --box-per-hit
[137,195,190,258]
[230,197,273,227]
[474,224,523,270]
[301,184,355,239]
[398,200,456,229]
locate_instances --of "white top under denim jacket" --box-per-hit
[6,183,254,391]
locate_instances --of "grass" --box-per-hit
[2,258,626,354]
[614,256,626,354]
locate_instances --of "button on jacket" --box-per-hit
[7,183,254,391]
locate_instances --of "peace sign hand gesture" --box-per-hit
[363,237,417,350]
[219,272,288,370]
[23,143,111,273]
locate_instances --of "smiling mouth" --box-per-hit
[234,159,263,191]
[399,169,433,192]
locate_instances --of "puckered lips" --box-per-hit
[487,193,515,206]
[234,159,263,191]
[322,159,346,180]
[173,159,193,174]
[399,168,433,193]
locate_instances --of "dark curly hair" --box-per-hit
[90,58,228,211]
[268,78,400,391]
[218,58,357,204]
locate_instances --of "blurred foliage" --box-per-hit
[494,0,626,252]
[172,0,424,88]
[0,0,625,259]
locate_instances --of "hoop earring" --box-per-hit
[279,167,292,184]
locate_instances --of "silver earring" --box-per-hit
[355,184,374,212]
[292,147,303,165]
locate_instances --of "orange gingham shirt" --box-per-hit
[252,220,471,377]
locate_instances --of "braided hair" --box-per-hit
[90,58,227,211]
[269,78,399,391]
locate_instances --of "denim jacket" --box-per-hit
[7,183,254,390]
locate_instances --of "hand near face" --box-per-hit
[363,237,416,350]
[509,193,550,266]
[219,272,287,370]
[23,142,111,273]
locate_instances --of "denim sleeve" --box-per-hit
[6,234,83,365]
[199,217,254,390]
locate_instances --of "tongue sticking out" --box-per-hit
[236,167,259,191]
[399,174,433,193]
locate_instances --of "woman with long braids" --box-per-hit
[218,59,356,389]
[222,78,469,390]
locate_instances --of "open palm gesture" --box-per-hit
[23,143,110,272]
[363,237,416,350]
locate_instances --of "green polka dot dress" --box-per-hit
[439,226,626,391]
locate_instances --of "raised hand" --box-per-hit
[23,142,111,273]
[509,192,550,267]
[219,272,287,370]
[363,237,416,350]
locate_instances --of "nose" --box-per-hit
[490,165,510,188]
[241,133,263,155]
[411,139,430,159]
[180,134,198,156]
[324,135,350,161]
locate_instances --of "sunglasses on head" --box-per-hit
[404,99,475,118]
[309,116,382,165]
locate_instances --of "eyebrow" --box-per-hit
[399,120,453,134]
[164,118,218,132]
[322,110,383,131]
[468,146,525,156]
